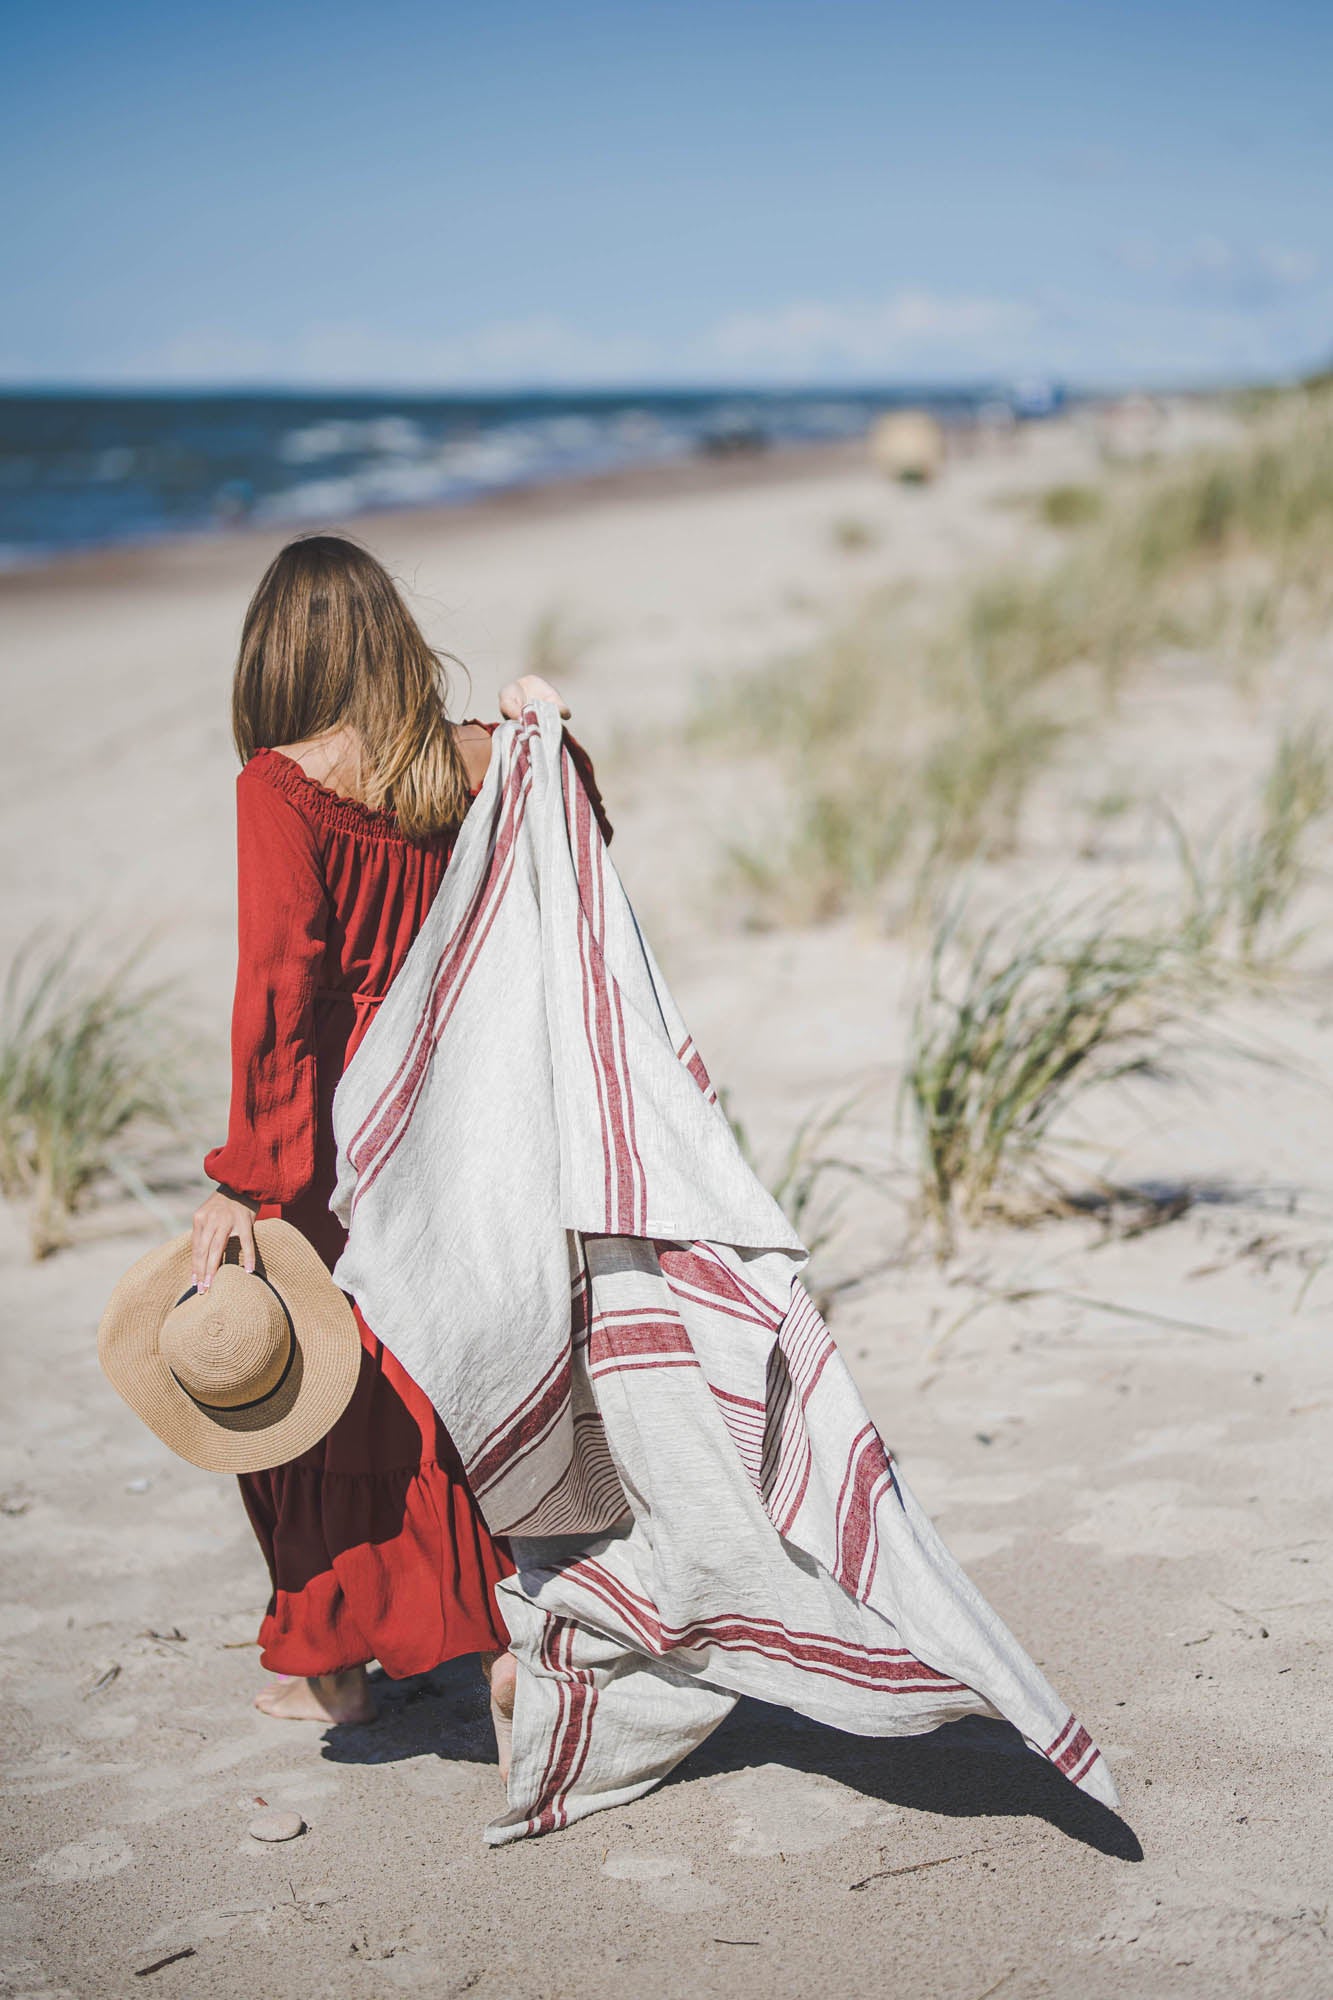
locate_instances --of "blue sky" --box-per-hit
[3,0,1330,390]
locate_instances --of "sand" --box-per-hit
[1,421,1330,1999]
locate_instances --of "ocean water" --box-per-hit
[0,386,1006,566]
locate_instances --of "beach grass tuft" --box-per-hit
[526,602,591,683]
[830,515,878,553]
[1040,482,1104,529]
[722,1091,862,1263]
[903,903,1199,1249]
[1176,724,1333,969]
[0,936,190,1258]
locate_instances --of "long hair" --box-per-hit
[232,534,471,838]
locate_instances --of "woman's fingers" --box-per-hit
[499,674,572,720]
[234,1204,258,1276]
[198,1222,227,1291]
[190,1194,258,1290]
[190,1203,215,1288]
[521,673,571,717]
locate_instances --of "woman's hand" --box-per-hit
[191,1189,259,1292]
[499,673,570,720]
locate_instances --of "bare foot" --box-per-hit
[253,1667,375,1725]
[483,1650,517,1783]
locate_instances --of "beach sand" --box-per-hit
[1,422,1330,1999]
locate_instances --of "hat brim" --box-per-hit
[98,1220,362,1474]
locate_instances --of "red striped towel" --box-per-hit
[333,702,1117,1842]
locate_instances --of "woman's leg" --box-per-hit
[253,1665,376,1724]
[481,1649,517,1781]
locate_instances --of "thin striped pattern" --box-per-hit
[832,1424,898,1600]
[708,1383,767,1492]
[658,1242,785,1332]
[347,727,536,1214]
[567,751,647,1234]
[466,1346,572,1501]
[1045,1716,1103,1787]
[568,1557,971,1697]
[508,1413,628,1537]
[675,1033,718,1105]
[587,1308,698,1380]
[523,1619,599,1837]
[765,1282,840,1533]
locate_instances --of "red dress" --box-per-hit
[205,734,569,1679]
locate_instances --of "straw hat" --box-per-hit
[98,1220,361,1474]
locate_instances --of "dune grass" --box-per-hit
[0,936,189,1258]
[1175,724,1333,969]
[526,603,591,683]
[697,388,1333,927]
[903,903,1202,1248]
[1040,482,1104,529]
[831,515,878,553]
[722,1090,861,1263]
[906,719,1330,1247]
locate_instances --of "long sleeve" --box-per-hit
[204,765,329,1206]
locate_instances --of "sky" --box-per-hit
[3,0,1331,392]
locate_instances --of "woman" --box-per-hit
[190,533,606,1769]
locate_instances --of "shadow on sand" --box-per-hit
[321,1662,1141,1862]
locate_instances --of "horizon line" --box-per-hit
[0,368,1298,402]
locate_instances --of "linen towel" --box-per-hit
[332,703,1117,1841]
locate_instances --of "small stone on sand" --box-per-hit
[247,1809,305,1843]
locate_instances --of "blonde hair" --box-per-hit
[232,534,471,838]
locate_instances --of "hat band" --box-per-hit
[169,1279,298,1415]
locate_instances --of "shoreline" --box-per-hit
[0,435,871,595]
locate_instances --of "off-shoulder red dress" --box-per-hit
[205,733,600,1679]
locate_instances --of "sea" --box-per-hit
[0,384,1045,568]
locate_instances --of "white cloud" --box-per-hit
[111,318,662,390]
[25,290,1045,391]
[3,273,1328,393]
[703,291,1039,376]
[1111,234,1321,302]
[1260,246,1320,287]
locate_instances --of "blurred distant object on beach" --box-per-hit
[1097,393,1168,462]
[1009,377,1065,422]
[697,416,769,458]
[1090,392,1244,466]
[976,398,1020,446]
[869,409,946,484]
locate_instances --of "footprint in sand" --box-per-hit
[1063,1477,1253,1560]
[0,1604,43,1642]
[34,1832,134,1882]
[0,1955,76,2000]
[710,1764,897,1857]
[74,1711,139,1743]
[137,1901,278,1956]
[600,1851,727,1912]
[940,1527,1014,1565]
